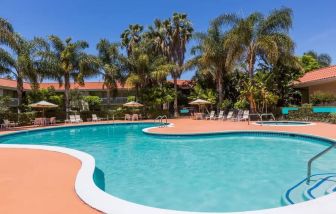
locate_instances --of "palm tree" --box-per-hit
[96,39,126,105]
[121,24,144,57]
[224,8,294,79]
[148,13,193,117]
[40,35,100,117]
[0,18,44,109]
[168,13,193,117]
[191,16,243,111]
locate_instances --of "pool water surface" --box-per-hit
[1,123,335,212]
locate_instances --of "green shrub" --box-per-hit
[84,96,102,110]
[310,91,336,105]
[234,98,249,110]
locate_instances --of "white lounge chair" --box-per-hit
[49,117,56,125]
[69,115,77,123]
[3,119,17,128]
[225,111,234,120]
[132,114,139,121]
[233,110,244,121]
[205,111,216,120]
[92,114,102,122]
[75,115,83,123]
[216,111,224,120]
[239,110,249,122]
[125,114,131,121]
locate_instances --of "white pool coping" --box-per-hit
[0,122,336,214]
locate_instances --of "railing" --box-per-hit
[154,115,168,128]
[101,97,128,105]
[307,143,336,184]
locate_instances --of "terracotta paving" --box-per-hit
[1,118,336,213]
[0,149,100,214]
[149,118,336,139]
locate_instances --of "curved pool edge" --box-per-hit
[0,123,336,214]
[252,121,315,127]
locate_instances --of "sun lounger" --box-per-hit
[75,115,83,123]
[224,111,234,120]
[92,114,102,122]
[125,114,131,120]
[216,111,224,120]
[239,110,249,122]
[132,114,139,121]
[205,111,216,120]
[3,119,17,128]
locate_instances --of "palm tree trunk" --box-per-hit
[217,71,223,112]
[16,76,24,113]
[106,88,111,105]
[64,73,70,118]
[173,77,179,117]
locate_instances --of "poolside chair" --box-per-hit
[69,115,77,123]
[75,115,83,123]
[239,110,250,122]
[3,119,17,128]
[49,117,56,125]
[215,111,224,120]
[132,114,139,121]
[92,114,102,122]
[125,114,131,121]
[224,111,234,120]
[205,111,216,120]
[233,110,244,121]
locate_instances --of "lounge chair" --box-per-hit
[215,111,224,120]
[132,114,139,121]
[239,110,249,122]
[224,111,234,120]
[92,114,102,122]
[125,114,131,121]
[233,110,243,121]
[75,115,83,123]
[3,119,17,128]
[49,117,56,125]
[69,115,77,123]
[205,111,216,120]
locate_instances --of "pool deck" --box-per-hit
[1,118,336,213]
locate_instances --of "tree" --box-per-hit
[121,24,144,57]
[304,50,332,68]
[191,15,242,111]
[299,54,320,72]
[40,36,100,117]
[97,39,126,105]
[225,8,294,79]
[0,18,45,109]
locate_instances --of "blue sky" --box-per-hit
[1,0,336,80]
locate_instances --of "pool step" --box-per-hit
[282,173,336,205]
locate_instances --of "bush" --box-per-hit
[84,96,102,110]
[310,91,336,105]
[234,98,249,110]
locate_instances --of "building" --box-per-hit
[294,65,336,103]
[0,78,192,107]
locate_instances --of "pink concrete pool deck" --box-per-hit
[1,118,336,213]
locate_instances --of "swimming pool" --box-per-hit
[1,123,336,213]
[255,121,312,126]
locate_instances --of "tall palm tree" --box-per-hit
[191,16,243,111]
[96,39,126,105]
[169,13,193,117]
[0,18,44,109]
[224,8,294,79]
[121,24,144,57]
[40,35,100,116]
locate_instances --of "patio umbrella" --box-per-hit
[189,99,211,113]
[29,100,58,117]
[123,101,144,107]
[123,101,144,114]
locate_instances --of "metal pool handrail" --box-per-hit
[307,143,336,184]
[154,115,168,127]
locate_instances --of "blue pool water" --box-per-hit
[256,121,311,126]
[1,123,336,212]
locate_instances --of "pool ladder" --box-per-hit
[154,115,168,128]
[306,143,336,184]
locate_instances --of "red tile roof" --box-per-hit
[295,65,336,86]
[0,78,192,91]
[0,78,32,90]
